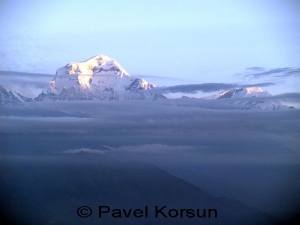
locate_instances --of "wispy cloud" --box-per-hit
[62,148,109,154]
[160,82,275,94]
[109,144,192,154]
[0,70,52,89]
[0,70,53,78]
[131,74,182,81]
[240,67,300,80]
[271,93,300,102]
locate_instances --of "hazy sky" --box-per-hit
[0,0,299,94]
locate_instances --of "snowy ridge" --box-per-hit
[204,87,271,99]
[0,85,33,106]
[37,54,164,100]
[0,54,293,110]
[203,87,288,110]
[218,87,271,98]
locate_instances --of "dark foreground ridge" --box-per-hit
[0,154,280,225]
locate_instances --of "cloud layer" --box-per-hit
[1,100,299,166]
[160,82,275,94]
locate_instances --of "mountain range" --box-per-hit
[0,54,293,110]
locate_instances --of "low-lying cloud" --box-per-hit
[1,100,299,157]
[62,148,108,154]
[160,82,275,94]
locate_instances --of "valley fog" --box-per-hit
[1,100,299,224]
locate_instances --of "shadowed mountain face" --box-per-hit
[0,154,279,225]
[0,85,24,106]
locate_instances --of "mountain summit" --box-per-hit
[36,54,164,100]
[217,87,270,99]
[204,86,289,110]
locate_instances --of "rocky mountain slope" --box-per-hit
[0,85,32,106]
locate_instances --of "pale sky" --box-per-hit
[0,0,299,94]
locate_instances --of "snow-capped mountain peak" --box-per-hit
[56,54,130,78]
[217,87,271,99]
[37,54,163,101]
[203,86,288,110]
